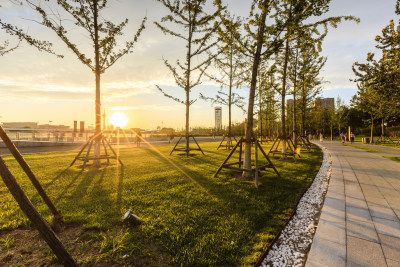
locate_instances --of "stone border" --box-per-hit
[256,144,332,267]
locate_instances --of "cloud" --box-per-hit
[109,104,182,112]
[0,79,157,102]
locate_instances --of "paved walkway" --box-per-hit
[306,141,400,267]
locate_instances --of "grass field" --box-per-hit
[343,144,382,153]
[385,156,400,163]
[0,141,322,266]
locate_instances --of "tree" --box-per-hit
[216,0,284,179]
[155,0,218,156]
[28,0,146,166]
[200,14,246,142]
[0,1,59,56]
[297,45,326,137]
[352,1,400,142]
[275,0,358,158]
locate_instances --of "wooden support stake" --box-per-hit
[217,135,226,150]
[101,139,110,164]
[0,126,62,220]
[191,135,205,155]
[0,156,76,266]
[214,139,241,178]
[255,137,259,188]
[238,139,243,168]
[104,137,123,166]
[170,136,183,155]
[81,141,93,170]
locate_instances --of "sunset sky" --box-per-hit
[0,0,397,130]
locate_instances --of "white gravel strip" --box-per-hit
[261,143,332,267]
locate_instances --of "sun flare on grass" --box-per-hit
[109,112,128,128]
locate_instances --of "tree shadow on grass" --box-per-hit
[43,167,74,190]
[116,166,125,212]
[139,148,323,265]
[144,148,312,231]
[54,169,86,204]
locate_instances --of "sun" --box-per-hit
[109,112,128,128]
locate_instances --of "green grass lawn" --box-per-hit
[385,156,400,163]
[343,144,382,153]
[0,142,322,266]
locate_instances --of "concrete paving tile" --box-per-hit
[305,236,346,267]
[347,206,373,223]
[320,197,345,223]
[369,205,399,221]
[365,196,389,207]
[393,209,400,220]
[314,219,346,245]
[379,233,400,262]
[373,217,400,239]
[386,259,400,267]
[346,185,365,198]
[347,236,387,267]
[347,219,379,243]
[328,179,344,188]
[346,195,368,209]
[380,188,400,199]
[388,198,400,210]
[362,189,383,199]
[326,188,345,200]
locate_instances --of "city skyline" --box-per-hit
[0,0,397,129]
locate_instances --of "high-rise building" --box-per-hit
[215,107,222,131]
[312,97,335,110]
[286,99,294,116]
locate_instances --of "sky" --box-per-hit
[0,0,397,130]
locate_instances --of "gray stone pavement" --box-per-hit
[306,141,400,267]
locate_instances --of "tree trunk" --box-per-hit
[259,76,263,138]
[0,126,61,220]
[281,37,290,159]
[185,10,193,157]
[301,82,306,136]
[0,157,76,266]
[370,115,374,143]
[292,49,298,147]
[242,0,268,179]
[228,45,233,148]
[381,117,385,141]
[93,1,101,167]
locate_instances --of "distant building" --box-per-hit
[286,99,294,116]
[312,97,335,111]
[38,124,71,130]
[2,122,38,129]
[214,107,222,132]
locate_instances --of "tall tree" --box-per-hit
[275,0,358,158]
[297,44,326,137]
[215,0,285,179]
[28,0,146,166]
[155,0,218,156]
[200,14,246,142]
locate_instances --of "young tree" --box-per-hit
[27,0,146,166]
[200,15,246,143]
[155,0,218,156]
[275,0,357,158]
[0,1,59,56]
[216,0,283,179]
[297,46,326,137]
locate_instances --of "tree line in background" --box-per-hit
[351,0,400,143]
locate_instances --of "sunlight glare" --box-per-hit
[109,112,128,128]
